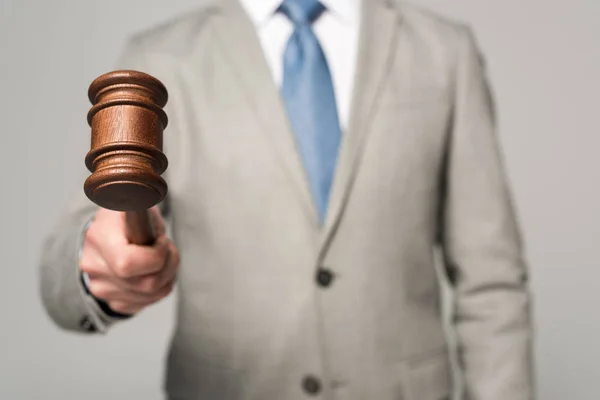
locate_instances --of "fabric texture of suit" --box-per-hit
[39,0,534,399]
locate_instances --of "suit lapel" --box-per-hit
[319,0,401,255]
[184,0,400,239]
[210,0,320,226]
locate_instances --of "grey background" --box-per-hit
[1,0,598,399]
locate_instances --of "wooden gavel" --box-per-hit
[84,70,169,246]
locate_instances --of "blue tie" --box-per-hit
[279,0,342,224]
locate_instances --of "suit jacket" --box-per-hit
[39,0,534,399]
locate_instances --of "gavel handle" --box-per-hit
[125,210,156,246]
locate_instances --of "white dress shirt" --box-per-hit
[238,0,362,131]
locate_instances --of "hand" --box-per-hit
[80,206,180,315]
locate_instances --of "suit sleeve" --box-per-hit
[38,37,173,334]
[439,27,535,399]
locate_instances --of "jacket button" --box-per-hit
[316,268,334,288]
[80,316,97,333]
[302,375,322,395]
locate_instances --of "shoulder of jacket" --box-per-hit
[393,1,473,44]
[125,4,218,57]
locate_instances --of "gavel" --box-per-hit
[84,70,169,246]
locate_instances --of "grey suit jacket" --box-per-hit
[39,0,534,399]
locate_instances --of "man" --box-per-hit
[39,0,534,399]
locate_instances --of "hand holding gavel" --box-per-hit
[79,71,180,315]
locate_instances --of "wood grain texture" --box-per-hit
[85,70,169,245]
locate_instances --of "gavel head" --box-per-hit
[85,70,169,212]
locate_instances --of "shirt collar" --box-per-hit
[323,0,360,26]
[239,0,360,27]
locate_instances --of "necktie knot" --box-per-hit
[279,0,325,26]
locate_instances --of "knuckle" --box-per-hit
[149,248,169,272]
[138,276,161,294]
[157,241,170,260]
[113,255,134,278]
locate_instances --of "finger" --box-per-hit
[126,241,179,296]
[79,244,110,278]
[88,279,170,305]
[107,235,171,279]
[105,283,174,314]
[148,206,166,237]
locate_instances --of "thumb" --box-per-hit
[148,205,167,237]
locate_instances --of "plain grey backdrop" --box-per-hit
[1,0,598,399]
